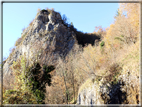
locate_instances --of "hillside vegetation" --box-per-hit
[1,3,140,105]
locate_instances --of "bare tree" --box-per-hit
[57,57,69,104]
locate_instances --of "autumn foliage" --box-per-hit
[2,3,140,104]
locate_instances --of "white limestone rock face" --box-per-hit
[3,9,77,88]
[77,68,140,105]
[77,78,104,105]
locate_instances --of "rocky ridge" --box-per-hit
[3,9,77,86]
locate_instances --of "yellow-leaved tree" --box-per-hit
[103,2,139,51]
[119,2,140,40]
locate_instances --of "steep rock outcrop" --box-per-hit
[3,9,77,87]
[77,78,104,105]
[77,68,140,105]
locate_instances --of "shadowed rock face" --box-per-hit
[3,9,77,88]
[77,80,127,105]
[77,70,140,105]
[38,10,49,23]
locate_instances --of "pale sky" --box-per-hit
[2,2,119,61]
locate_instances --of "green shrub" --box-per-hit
[3,56,55,104]
[3,89,37,104]
[43,65,46,69]
[114,37,124,42]
[100,41,105,48]
[25,63,54,103]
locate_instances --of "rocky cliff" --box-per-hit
[77,64,140,105]
[3,9,77,87]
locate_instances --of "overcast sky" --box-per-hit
[3,2,119,60]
